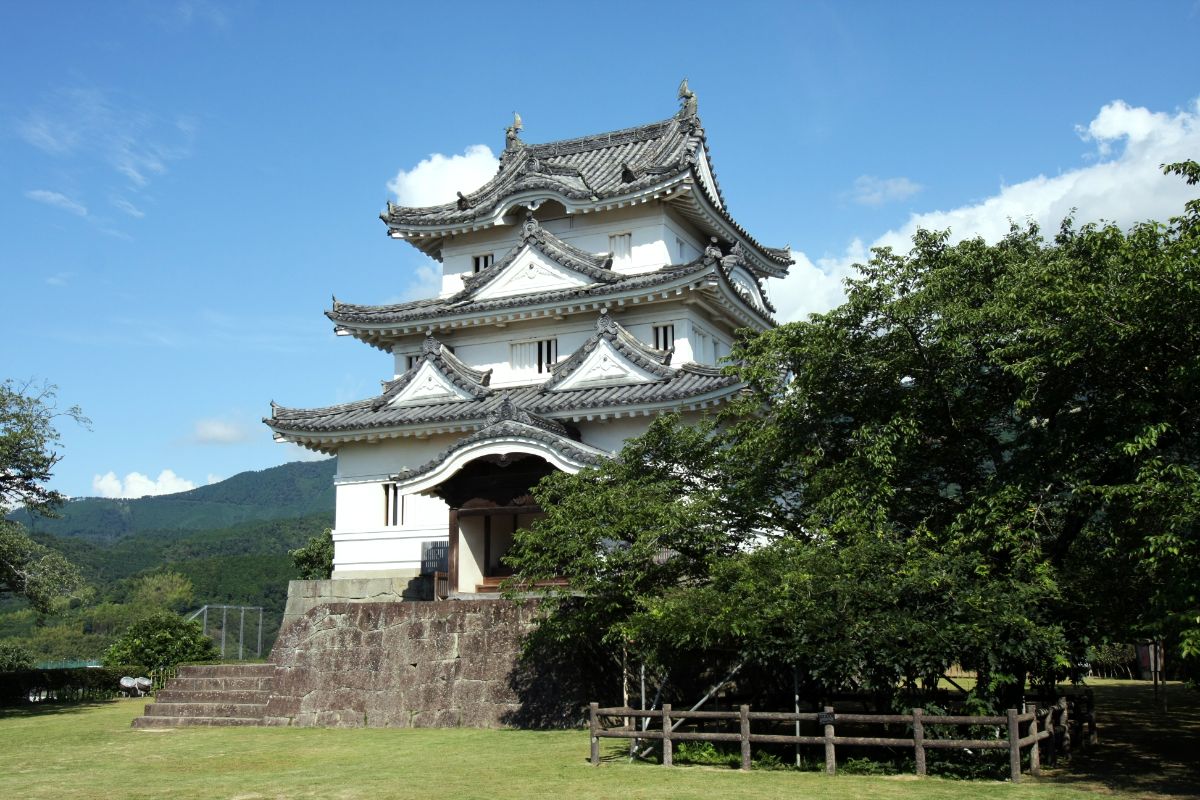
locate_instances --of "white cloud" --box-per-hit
[773,98,1200,322]
[387,144,499,207]
[193,418,250,444]
[848,175,922,206]
[18,87,193,198]
[25,189,87,216]
[111,196,145,218]
[92,469,197,499]
[45,271,74,286]
[206,473,223,485]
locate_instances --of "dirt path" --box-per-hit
[1048,680,1199,798]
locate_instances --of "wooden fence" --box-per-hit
[588,702,1053,782]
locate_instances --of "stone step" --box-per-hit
[132,715,264,728]
[168,676,274,692]
[177,663,276,678]
[155,689,271,705]
[144,702,269,718]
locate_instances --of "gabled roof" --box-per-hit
[370,334,492,407]
[265,363,737,453]
[379,86,792,279]
[327,250,775,349]
[544,310,673,390]
[462,215,616,297]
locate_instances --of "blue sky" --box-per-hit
[2,1,1198,500]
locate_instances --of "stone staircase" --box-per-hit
[131,663,276,728]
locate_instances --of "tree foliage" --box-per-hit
[507,164,1200,704]
[102,611,218,670]
[290,528,334,580]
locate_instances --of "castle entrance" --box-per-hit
[429,453,557,595]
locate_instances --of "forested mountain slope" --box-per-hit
[7,459,335,543]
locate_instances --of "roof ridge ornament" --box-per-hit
[505,111,524,151]
[421,333,441,355]
[677,78,697,119]
[522,211,540,236]
[596,307,618,335]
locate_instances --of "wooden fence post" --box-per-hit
[1028,704,1041,777]
[740,705,751,771]
[662,704,673,767]
[912,708,926,776]
[1007,708,1021,783]
[589,702,600,766]
[823,706,836,776]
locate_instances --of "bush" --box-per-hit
[290,528,333,579]
[102,612,218,670]
[0,640,34,671]
[0,665,148,706]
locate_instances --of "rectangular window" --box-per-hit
[383,483,403,527]
[652,324,674,351]
[404,354,419,371]
[676,237,686,263]
[609,233,632,268]
[472,253,494,273]
[694,328,713,364]
[511,338,558,374]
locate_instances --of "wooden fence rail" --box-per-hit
[588,702,1053,783]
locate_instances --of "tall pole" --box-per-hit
[794,666,801,767]
[239,607,245,661]
[202,606,207,636]
[221,606,227,658]
[257,607,263,658]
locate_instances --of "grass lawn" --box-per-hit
[0,681,1195,800]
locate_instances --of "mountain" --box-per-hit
[7,459,336,543]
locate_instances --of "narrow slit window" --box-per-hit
[511,338,558,374]
[609,233,632,268]
[472,253,494,273]
[652,324,674,351]
[383,483,402,527]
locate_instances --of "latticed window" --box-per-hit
[652,324,674,351]
[383,483,403,527]
[472,253,494,273]
[609,233,632,267]
[511,338,558,374]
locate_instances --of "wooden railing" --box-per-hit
[588,702,1053,782]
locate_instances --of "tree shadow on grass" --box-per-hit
[0,699,124,720]
[1048,681,1200,799]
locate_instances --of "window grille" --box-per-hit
[652,324,675,351]
[383,483,403,527]
[404,354,419,371]
[609,233,632,267]
[421,541,449,575]
[473,253,494,273]
[511,338,558,374]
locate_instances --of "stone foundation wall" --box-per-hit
[264,599,539,728]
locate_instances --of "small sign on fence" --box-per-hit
[817,711,836,726]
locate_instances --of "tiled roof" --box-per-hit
[396,398,606,482]
[266,363,736,439]
[328,259,711,326]
[543,309,673,389]
[326,246,775,348]
[379,90,792,278]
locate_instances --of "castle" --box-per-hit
[266,82,791,599]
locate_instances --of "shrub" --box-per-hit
[102,611,218,670]
[0,640,34,671]
[290,528,333,580]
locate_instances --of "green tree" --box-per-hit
[130,571,195,613]
[0,380,88,611]
[508,164,1200,701]
[0,640,34,671]
[102,611,219,670]
[290,528,334,579]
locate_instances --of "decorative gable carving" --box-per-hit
[727,264,766,310]
[473,245,594,301]
[552,338,664,391]
[389,359,475,406]
[546,310,675,392]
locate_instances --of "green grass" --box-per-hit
[2,691,1187,800]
